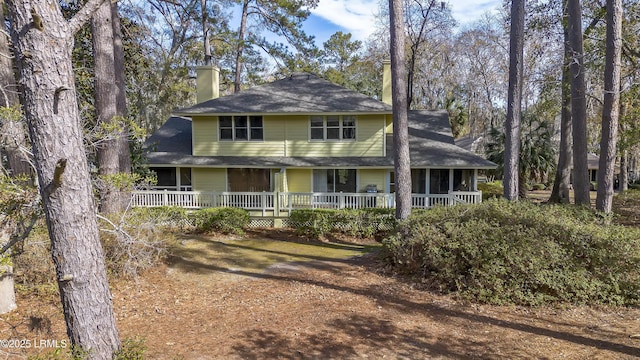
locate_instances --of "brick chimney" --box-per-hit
[196,65,220,103]
[382,59,391,105]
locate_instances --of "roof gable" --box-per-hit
[177,73,392,115]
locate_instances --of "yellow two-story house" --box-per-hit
[139,63,495,213]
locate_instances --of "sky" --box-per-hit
[305,0,503,45]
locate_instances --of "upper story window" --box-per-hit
[310,115,356,141]
[219,115,263,141]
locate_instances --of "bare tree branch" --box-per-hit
[0,212,38,255]
[68,0,111,35]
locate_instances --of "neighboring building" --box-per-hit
[588,153,600,184]
[136,62,496,213]
[587,153,621,189]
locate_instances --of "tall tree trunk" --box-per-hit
[550,1,573,204]
[201,0,212,65]
[619,101,629,192]
[0,0,31,178]
[620,150,628,191]
[0,225,16,315]
[568,0,591,206]
[0,0,23,316]
[92,1,121,214]
[111,2,132,211]
[111,2,131,174]
[389,0,412,220]
[504,0,525,201]
[5,1,120,358]
[596,0,622,213]
[0,0,19,108]
[234,0,250,93]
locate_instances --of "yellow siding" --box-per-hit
[193,116,286,156]
[192,116,217,156]
[287,114,385,157]
[192,168,226,192]
[192,114,386,157]
[385,114,393,133]
[358,169,386,192]
[286,169,312,192]
[206,142,285,156]
[264,117,286,142]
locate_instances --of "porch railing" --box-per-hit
[131,191,275,215]
[131,190,482,213]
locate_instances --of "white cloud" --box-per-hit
[310,0,379,42]
[310,0,502,42]
[449,0,502,26]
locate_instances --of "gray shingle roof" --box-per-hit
[403,111,495,168]
[176,73,393,115]
[145,73,495,169]
[145,116,192,154]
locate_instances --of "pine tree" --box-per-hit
[5,0,120,357]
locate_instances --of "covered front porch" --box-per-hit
[148,167,483,193]
[139,166,484,215]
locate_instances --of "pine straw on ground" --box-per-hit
[1,232,640,359]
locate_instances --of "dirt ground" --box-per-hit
[1,228,640,359]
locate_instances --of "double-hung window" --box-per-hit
[219,115,263,141]
[310,115,356,141]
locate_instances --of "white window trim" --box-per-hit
[219,115,264,142]
[308,115,357,142]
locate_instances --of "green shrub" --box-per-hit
[127,206,189,230]
[290,208,396,239]
[114,337,146,360]
[383,199,640,306]
[616,188,640,202]
[25,337,145,360]
[192,207,249,235]
[477,181,503,200]
[628,183,640,191]
[613,189,640,226]
[289,209,334,238]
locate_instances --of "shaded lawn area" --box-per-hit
[167,229,381,282]
[4,193,640,359]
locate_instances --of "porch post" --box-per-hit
[425,169,430,194]
[449,169,454,192]
[274,172,281,217]
[447,169,456,206]
[473,169,478,191]
[176,167,181,191]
